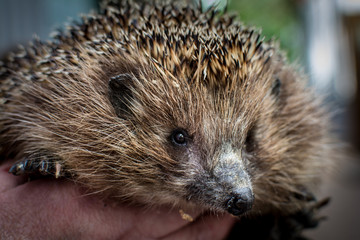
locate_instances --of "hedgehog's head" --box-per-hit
[104,44,327,216]
[107,67,255,216]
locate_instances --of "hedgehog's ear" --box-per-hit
[108,73,135,117]
[271,78,281,97]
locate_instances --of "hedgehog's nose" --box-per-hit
[226,188,254,216]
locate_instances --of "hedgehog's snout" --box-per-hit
[213,144,254,216]
[226,187,254,216]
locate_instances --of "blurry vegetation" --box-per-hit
[221,0,305,63]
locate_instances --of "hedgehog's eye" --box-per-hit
[170,129,188,146]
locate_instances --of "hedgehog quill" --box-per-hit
[1,1,333,238]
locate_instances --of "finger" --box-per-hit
[0,179,72,239]
[0,161,28,192]
[0,179,131,239]
[131,207,203,238]
[161,213,236,240]
[79,197,203,239]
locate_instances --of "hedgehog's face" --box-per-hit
[108,60,322,216]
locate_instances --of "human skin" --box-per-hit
[0,161,235,240]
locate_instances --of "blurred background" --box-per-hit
[0,0,359,239]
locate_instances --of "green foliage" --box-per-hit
[227,0,304,62]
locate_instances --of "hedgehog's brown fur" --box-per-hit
[0,0,332,219]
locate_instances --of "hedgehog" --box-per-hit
[0,0,333,238]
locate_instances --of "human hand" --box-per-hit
[0,161,235,239]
